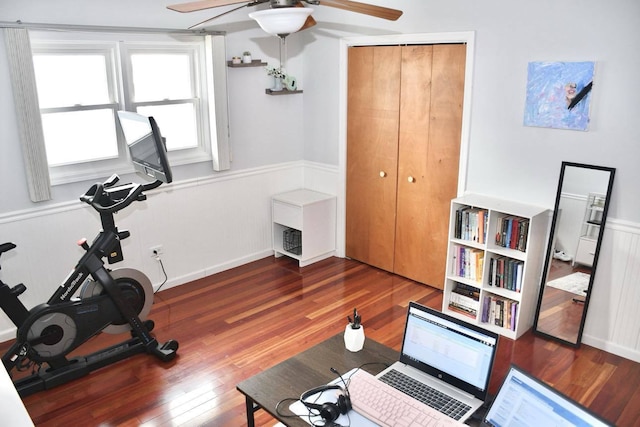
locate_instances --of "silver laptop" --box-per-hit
[482,365,613,427]
[375,301,499,423]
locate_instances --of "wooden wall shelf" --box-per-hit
[265,89,303,95]
[227,59,267,68]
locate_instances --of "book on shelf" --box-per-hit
[488,257,524,291]
[481,295,518,331]
[448,304,477,319]
[452,282,481,298]
[448,282,480,318]
[454,207,488,244]
[451,245,484,282]
[495,216,530,252]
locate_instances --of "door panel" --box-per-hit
[394,44,466,288]
[424,44,466,288]
[346,43,466,289]
[346,46,401,271]
[394,45,435,284]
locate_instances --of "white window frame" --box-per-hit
[31,41,126,182]
[119,40,213,166]
[28,30,229,186]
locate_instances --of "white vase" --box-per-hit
[242,54,252,64]
[272,77,284,92]
[344,324,365,352]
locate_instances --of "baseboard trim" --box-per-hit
[152,250,275,292]
[582,333,640,363]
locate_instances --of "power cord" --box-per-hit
[153,250,168,294]
[274,362,390,427]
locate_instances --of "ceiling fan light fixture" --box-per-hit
[249,7,313,36]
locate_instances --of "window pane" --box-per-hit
[42,109,118,165]
[131,53,193,102]
[137,104,198,151]
[33,54,111,108]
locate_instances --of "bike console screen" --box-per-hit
[116,111,173,184]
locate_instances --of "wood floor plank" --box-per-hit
[0,256,637,426]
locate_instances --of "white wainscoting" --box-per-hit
[1,163,639,364]
[0,161,338,342]
[583,218,640,362]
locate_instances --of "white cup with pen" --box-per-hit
[344,308,365,352]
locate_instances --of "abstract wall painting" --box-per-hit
[523,61,595,131]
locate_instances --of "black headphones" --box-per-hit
[300,383,352,424]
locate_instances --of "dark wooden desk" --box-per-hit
[236,333,399,427]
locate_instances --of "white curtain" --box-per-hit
[3,28,51,202]
[206,34,231,171]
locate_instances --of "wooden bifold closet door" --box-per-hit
[346,43,466,289]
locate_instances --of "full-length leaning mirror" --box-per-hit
[534,162,615,346]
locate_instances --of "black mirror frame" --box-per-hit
[533,161,615,347]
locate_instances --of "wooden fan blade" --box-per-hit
[318,0,402,21]
[188,4,249,28]
[168,0,249,13]
[298,15,317,31]
[294,1,317,31]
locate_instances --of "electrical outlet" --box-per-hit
[150,245,163,257]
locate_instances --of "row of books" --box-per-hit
[447,283,481,319]
[481,295,518,331]
[451,245,484,282]
[454,207,488,244]
[488,256,524,292]
[495,216,529,252]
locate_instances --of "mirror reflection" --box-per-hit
[534,162,615,346]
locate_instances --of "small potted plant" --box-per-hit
[266,66,287,91]
[344,308,364,352]
[242,51,252,64]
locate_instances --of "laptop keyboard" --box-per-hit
[378,369,472,421]
[348,369,462,427]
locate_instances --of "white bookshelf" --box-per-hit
[442,194,551,339]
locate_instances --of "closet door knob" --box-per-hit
[379,171,387,178]
[407,176,415,183]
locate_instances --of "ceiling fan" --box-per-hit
[167,0,403,32]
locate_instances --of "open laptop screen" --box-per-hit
[484,365,613,427]
[400,302,499,400]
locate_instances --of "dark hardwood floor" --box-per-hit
[537,258,593,342]
[1,256,639,426]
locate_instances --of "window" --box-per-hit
[29,30,229,185]
[123,44,205,157]
[33,45,120,169]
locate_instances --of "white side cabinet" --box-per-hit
[272,190,336,267]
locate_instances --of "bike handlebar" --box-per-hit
[80,174,159,214]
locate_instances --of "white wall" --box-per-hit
[1,1,640,360]
[0,162,339,340]
[298,0,640,222]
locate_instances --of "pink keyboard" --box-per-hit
[348,370,465,427]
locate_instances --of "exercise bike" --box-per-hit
[0,112,178,396]
[0,175,178,396]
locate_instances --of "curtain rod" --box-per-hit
[0,20,225,36]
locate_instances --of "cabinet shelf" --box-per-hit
[443,194,551,340]
[227,59,267,67]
